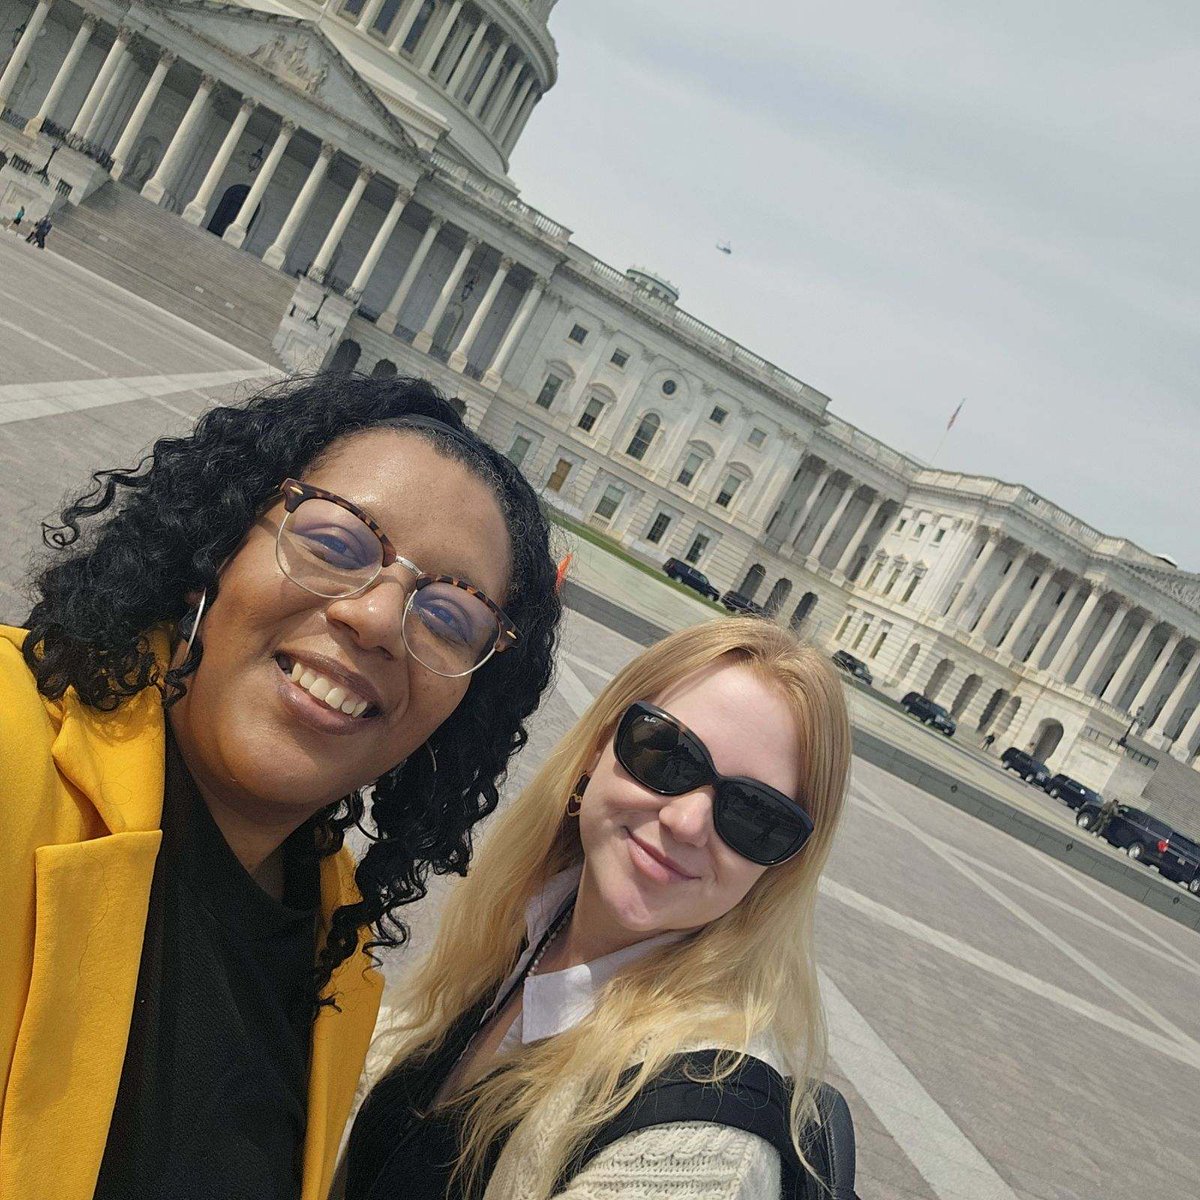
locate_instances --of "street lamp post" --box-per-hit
[1117,705,1146,749]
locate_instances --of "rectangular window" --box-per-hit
[685,533,710,564]
[882,568,902,595]
[895,517,908,533]
[546,458,572,492]
[594,484,624,521]
[913,523,927,539]
[851,618,872,651]
[709,405,728,425]
[933,527,945,544]
[836,613,854,640]
[341,0,367,14]
[677,452,703,487]
[869,629,889,659]
[646,512,671,544]
[864,562,883,589]
[577,397,603,432]
[715,474,742,508]
[536,373,563,409]
[568,323,589,345]
[902,575,921,602]
[747,428,767,449]
[610,349,629,368]
[506,435,532,467]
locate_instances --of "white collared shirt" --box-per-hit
[482,864,687,1053]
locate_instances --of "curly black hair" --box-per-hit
[22,373,561,1007]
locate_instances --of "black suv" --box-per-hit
[900,692,956,736]
[662,558,720,601]
[1075,803,1175,867]
[1158,832,1200,895]
[831,651,873,687]
[721,590,766,616]
[1043,773,1101,810]
[1000,747,1050,787]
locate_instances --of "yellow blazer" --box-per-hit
[0,626,382,1200]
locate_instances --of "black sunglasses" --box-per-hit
[614,701,814,866]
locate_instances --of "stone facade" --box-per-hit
[1,0,1198,824]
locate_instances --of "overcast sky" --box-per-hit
[508,0,1200,572]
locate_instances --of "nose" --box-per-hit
[323,566,412,659]
[657,788,714,849]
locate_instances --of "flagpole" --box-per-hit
[927,399,965,468]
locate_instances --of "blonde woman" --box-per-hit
[341,618,855,1199]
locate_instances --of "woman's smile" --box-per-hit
[624,826,701,884]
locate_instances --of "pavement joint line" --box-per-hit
[553,657,596,721]
[853,780,1200,1058]
[38,244,270,371]
[845,794,1200,982]
[0,285,159,374]
[0,314,105,375]
[819,876,1200,1069]
[1016,842,1198,967]
[820,968,1019,1200]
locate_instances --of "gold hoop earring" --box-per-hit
[565,772,589,817]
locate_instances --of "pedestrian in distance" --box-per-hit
[340,618,857,1200]
[24,214,51,248]
[0,374,562,1200]
[12,203,24,229]
[982,732,996,752]
[1093,794,1121,838]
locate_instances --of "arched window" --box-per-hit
[327,339,361,374]
[625,413,660,461]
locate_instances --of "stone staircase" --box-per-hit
[49,181,295,364]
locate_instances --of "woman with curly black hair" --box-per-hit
[0,374,560,1200]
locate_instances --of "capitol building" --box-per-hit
[2,0,1199,824]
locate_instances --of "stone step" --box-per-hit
[50,181,294,365]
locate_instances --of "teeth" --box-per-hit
[283,658,371,718]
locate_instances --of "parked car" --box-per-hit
[662,558,720,601]
[720,590,766,616]
[900,692,956,736]
[1158,831,1200,894]
[1074,802,1175,868]
[1042,773,1101,810]
[831,650,873,687]
[1000,747,1051,786]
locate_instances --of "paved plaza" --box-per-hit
[2,241,1198,1198]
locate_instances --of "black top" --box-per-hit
[93,731,320,1200]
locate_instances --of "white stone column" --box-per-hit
[482,275,546,388]
[388,0,425,52]
[261,141,334,269]
[223,119,295,248]
[1026,578,1082,668]
[182,96,254,226]
[0,0,53,110]
[485,60,524,132]
[998,567,1055,652]
[496,74,534,143]
[833,495,883,575]
[809,481,857,563]
[469,38,508,114]
[501,86,538,151]
[972,547,1030,639]
[1148,647,1200,738]
[347,184,411,300]
[1129,630,1183,715]
[448,254,512,371]
[109,48,175,180]
[82,31,135,142]
[377,214,443,334]
[784,465,833,547]
[1046,588,1103,678]
[944,531,1000,622]
[447,17,490,95]
[1077,600,1130,694]
[141,72,215,205]
[745,436,796,528]
[1173,690,1200,756]
[69,24,131,138]
[25,14,95,135]
[413,233,478,352]
[418,1,463,73]
[308,164,373,282]
[357,0,388,32]
[1101,616,1156,706]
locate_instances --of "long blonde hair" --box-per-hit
[381,617,852,1196]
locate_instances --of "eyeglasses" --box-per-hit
[274,478,516,679]
[614,700,814,866]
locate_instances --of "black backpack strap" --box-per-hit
[559,1052,856,1199]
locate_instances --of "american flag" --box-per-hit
[946,400,965,431]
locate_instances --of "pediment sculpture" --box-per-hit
[248,33,328,97]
